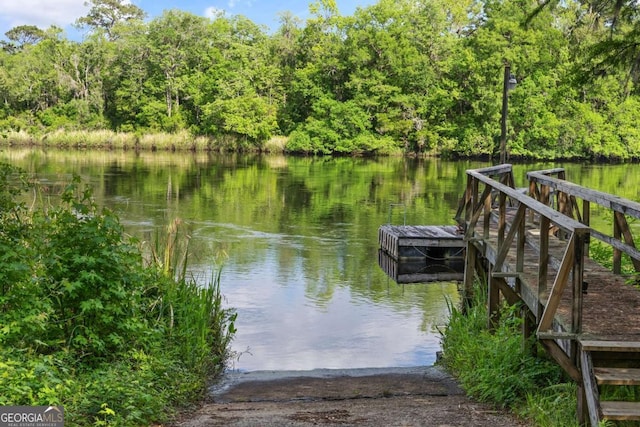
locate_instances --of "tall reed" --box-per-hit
[147,218,236,375]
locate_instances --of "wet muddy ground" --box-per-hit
[173,366,530,427]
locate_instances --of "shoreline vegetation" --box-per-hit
[440,242,638,427]
[2,129,637,162]
[3,0,640,160]
[1,130,291,154]
[0,164,237,426]
[439,281,581,426]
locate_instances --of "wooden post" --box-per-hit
[516,206,525,274]
[471,177,479,223]
[572,233,585,336]
[538,215,550,319]
[463,241,477,314]
[614,211,640,272]
[483,186,491,240]
[583,200,590,259]
[498,191,506,248]
[522,306,536,356]
[528,181,538,223]
[541,184,550,207]
[499,65,510,164]
[613,213,622,274]
[488,275,501,330]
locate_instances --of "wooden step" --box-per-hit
[594,367,640,385]
[580,340,640,352]
[601,401,640,420]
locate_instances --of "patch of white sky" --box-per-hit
[0,0,88,33]
[0,0,376,40]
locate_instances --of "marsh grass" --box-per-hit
[439,280,578,426]
[59,130,136,148]
[3,130,36,145]
[1,129,283,153]
[146,218,236,376]
[264,135,288,153]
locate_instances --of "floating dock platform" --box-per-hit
[377,225,465,283]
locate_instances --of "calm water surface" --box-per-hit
[3,149,636,371]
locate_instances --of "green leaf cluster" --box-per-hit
[0,164,236,425]
[2,0,640,158]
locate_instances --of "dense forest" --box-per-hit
[1,0,640,159]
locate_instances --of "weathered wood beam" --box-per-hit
[462,241,477,314]
[483,186,491,239]
[465,184,492,241]
[540,339,581,382]
[538,233,576,333]
[591,230,640,267]
[538,216,550,295]
[527,171,640,219]
[488,275,501,330]
[572,234,585,335]
[580,349,603,427]
[498,191,506,246]
[468,169,590,236]
[614,212,640,272]
[494,277,522,306]
[493,204,526,272]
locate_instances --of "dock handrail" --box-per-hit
[458,165,640,425]
[458,165,590,346]
[527,169,640,274]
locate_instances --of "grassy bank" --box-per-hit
[438,281,581,427]
[0,164,236,426]
[1,129,288,153]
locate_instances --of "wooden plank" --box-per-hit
[539,339,581,382]
[538,216,550,295]
[537,332,577,340]
[537,233,576,333]
[594,367,640,385]
[463,241,476,313]
[601,401,640,420]
[469,169,591,233]
[580,341,640,352]
[580,349,602,427]
[493,204,526,271]
[527,171,640,219]
[572,233,585,335]
[614,212,640,272]
[528,167,566,177]
[397,238,464,248]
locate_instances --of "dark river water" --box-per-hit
[2,148,636,371]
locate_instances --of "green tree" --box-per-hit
[76,0,146,40]
[197,16,281,144]
[1,25,46,53]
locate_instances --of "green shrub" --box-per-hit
[439,280,577,425]
[0,165,236,425]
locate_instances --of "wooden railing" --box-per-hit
[527,169,640,275]
[455,165,590,375]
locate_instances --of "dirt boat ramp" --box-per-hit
[174,366,529,427]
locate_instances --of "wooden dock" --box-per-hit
[377,225,464,283]
[379,164,640,425]
[456,164,640,426]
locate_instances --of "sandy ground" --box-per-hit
[172,366,530,427]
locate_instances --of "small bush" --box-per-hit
[0,166,236,425]
[439,280,577,425]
